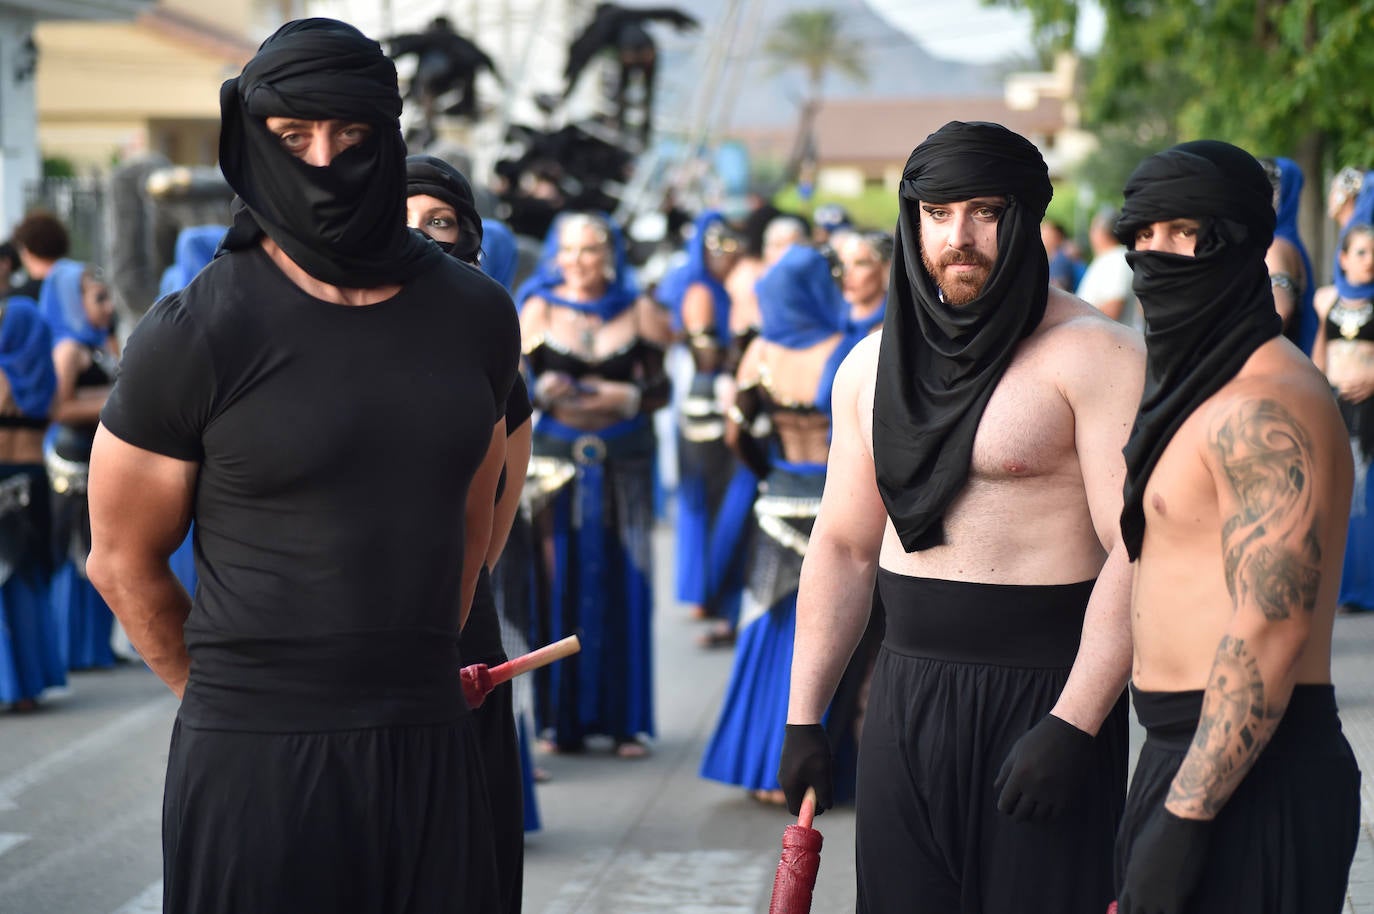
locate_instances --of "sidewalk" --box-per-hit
[524,522,1374,912]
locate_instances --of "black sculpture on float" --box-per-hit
[387,16,502,147]
[561,3,698,145]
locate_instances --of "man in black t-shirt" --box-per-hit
[88,19,517,914]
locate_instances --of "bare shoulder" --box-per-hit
[1201,340,1346,463]
[1035,287,1146,380]
[838,330,882,406]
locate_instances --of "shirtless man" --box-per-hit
[779,120,1143,913]
[1113,140,1360,914]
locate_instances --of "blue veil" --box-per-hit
[39,259,108,349]
[1335,170,1374,300]
[0,295,57,417]
[655,210,732,341]
[514,212,639,319]
[756,245,848,349]
[159,225,228,297]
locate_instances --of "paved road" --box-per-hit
[3,524,1374,912]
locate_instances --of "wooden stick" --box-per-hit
[487,635,581,685]
[799,787,817,830]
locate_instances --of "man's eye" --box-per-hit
[278,133,305,149]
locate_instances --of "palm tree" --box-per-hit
[761,9,868,184]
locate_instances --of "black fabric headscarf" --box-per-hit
[1115,140,1281,560]
[218,18,442,287]
[405,154,484,265]
[873,121,1053,552]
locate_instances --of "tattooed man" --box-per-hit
[1115,140,1361,914]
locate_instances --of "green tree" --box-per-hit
[760,9,868,183]
[995,0,1374,257]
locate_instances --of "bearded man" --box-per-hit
[779,121,1144,913]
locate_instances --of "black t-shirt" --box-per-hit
[102,245,519,729]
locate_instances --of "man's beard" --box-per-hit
[921,247,993,305]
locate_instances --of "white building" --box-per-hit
[0,0,151,231]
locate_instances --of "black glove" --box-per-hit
[1118,807,1212,914]
[777,723,834,817]
[993,713,1095,822]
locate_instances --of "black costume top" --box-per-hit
[102,245,519,731]
[1325,298,1374,344]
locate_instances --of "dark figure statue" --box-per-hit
[388,16,502,146]
[562,3,697,145]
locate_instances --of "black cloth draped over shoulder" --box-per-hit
[217,18,442,288]
[873,121,1053,552]
[1114,140,1281,560]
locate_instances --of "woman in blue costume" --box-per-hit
[518,212,672,757]
[1315,222,1374,612]
[656,211,757,645]
[700,244,862,802]
[834,229,891,337]
[0,294,61,709]
[158,225,228,598]
[1261,157,1319,355]
[41,260,120,670]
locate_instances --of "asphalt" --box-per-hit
[3,520,1374,912]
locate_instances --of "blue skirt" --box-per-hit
[699,591,798,790]
[170,525,197,597]
[0,464,63,703]
[517,714,541,832]
[699,463,823,791]
[0,569,64,704]
[534,417,656,747]
[1339,402,1374,610]
[53,560,116,670]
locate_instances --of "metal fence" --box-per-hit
[24,176,106,265]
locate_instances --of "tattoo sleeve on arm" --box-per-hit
[1168,635,1282,817]
[1167,399,1321,818]
[1214,398,1321,621]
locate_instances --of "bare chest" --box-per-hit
[1140,415,1220,548]
[967,365,1076,481]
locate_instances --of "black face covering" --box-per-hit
[1115,140,1281,560]
[218,18,442,287]
[873,121,1053,552]
[405,154,484,266]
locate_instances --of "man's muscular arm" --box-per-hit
[781,337,887,813]
[461,419,506,628]
[1051,323,1144,733]
[86,426,197,699]
[1168,395,1322,820]
[996,318,1142,821]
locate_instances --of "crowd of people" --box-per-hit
[1,14,1370,914]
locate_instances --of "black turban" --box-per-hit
[1116,140,1281,560]
[873,121,1053,552]
[218,18,441,287]
[405,154,484,265]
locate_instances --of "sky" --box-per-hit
[867,0,1105,65]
